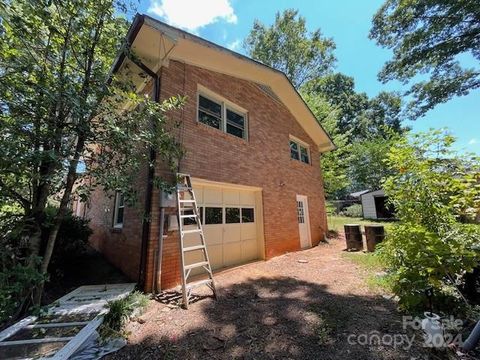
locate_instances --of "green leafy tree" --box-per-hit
[370,0,480,117]
[0,0,184,310]
[302,91,351,198]
[305,74,405,140]
[379,130,480,310]
[244,9,336,88]
[347,134,398,191]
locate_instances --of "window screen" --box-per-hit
[198,95,222,129]
[226,109,245,139]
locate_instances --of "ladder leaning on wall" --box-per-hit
[176,173,217,309]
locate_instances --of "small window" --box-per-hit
[113,191,124,228]
[205,207,222,224]
[241,208,255,223]
[197,89,248,140]
[290,138,310,164]
[300,146,310,164]
[290,141,299,160]
[198,95,222,129]
[226,109,245,139]
[226,208,240,223]
[297,201,305,224]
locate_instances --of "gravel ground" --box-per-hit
[107,235,431,360]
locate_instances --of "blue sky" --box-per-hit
[138,0,479,154]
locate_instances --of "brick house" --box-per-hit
[80,14,335,292]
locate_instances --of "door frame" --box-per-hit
[296,194,312,248]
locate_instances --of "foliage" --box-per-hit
[347,134,398,191]
[340,204,363,218]
[244,9,336,88]
[370,0,480,118]
[0,0,185,311]
[0,256,46,325]
[304,74,405,141]
[100,291,150,339]
[42,207,93,271]
[378,130,480,311]
[302,91,351,198]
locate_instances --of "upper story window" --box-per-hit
[113,191,124,228]
[290,137,310,164]
[197,87,247,140]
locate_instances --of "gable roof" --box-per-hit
[112,14,335,152]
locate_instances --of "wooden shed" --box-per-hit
[360,189,394,220]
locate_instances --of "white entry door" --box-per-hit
[296,195,312,249]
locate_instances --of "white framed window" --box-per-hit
[197,86,248,140]
[289,136,310,164]
[113,191,124,228]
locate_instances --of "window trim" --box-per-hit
[113,191,124,229]
[197,85,248,140]
[289,135,311,165]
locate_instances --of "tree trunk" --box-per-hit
[33,137,85,305]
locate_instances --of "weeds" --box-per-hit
[99,291,150,339]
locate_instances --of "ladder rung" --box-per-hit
[177,186,192,191]
[179,199,195,203]
[184,261,209,270]
[186,279,213,290]
[183,245,206,252]
[182,229,202,235]
[180,214,197,219]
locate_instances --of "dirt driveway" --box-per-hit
[108,236,427,359]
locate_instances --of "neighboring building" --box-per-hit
[360,189,394,220]
[78,14,335,292]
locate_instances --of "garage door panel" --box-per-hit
[223,242,242,267]
[223,189,240,205]
[240,191,255,206]
[207,245,223,270]
[204,227,223,245]
[193,186,203,203]
[242,239,258,262]
[224,224,241,243]
[240,223,256,240]
[203,188,222,205]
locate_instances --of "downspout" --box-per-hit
[126,58,160,291]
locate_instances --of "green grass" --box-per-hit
[327,215,394,233]
[341,251,394,293]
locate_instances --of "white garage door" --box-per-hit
[182,182,262,271]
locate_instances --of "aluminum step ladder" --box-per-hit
[176,173,217,309]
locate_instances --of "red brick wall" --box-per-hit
[143,61,328,291]
[85,166,147,281]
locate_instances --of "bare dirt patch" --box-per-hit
[107,235,428,359]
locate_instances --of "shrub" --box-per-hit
[0,206,92,324]
[340,203,362,217]
[42,206,93,272]
[379,130,480,312]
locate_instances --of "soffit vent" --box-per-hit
[257,83,282,104]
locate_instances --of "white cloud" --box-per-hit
[468,138,478,145]
[148,0,237,32]
[227,39,241,51]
